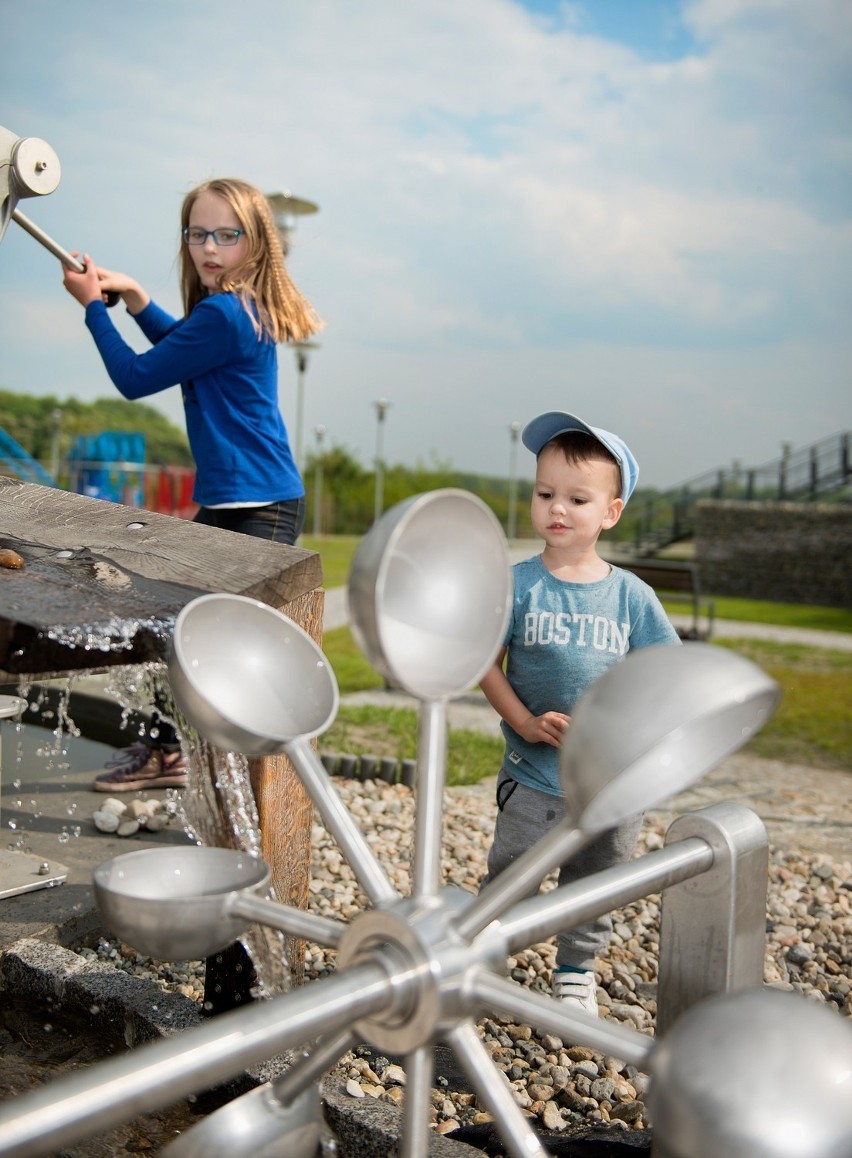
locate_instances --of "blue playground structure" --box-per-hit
[0,427,57,487]
[67,431,146,506]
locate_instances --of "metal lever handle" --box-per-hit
[12,207,119,306]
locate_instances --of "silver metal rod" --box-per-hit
[12,207,84,271]
[471,969,651,1067]
[286,738,399,907]
[229,892,346,948]
[493,837,714,955]
[455,823,593,942]
[401,1045,434,1158]
[269,1026,359,1103]
[446,1019,551,1158]
[0,962,392,1158]
[411,698,448,901]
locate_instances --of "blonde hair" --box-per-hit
[179,177,323,343]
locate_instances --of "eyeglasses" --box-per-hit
[183,227,244,247]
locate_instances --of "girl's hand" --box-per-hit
[517,710,570,748]
[63,257,149,314]
[62,252,105,307]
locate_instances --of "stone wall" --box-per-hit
[694,500,852,609]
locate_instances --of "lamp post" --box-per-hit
[49,406,62,482]
[507,421,521,542]
[265,190,320,475]
[292,341,320,474]
[373,399,391,524]
[264,190,319,258]
[313,424,326,537]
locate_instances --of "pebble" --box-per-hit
[89,776,852,1139]
[92,810,120,833]
[90,796,178,837]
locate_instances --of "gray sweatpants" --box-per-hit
[482,773,643,972]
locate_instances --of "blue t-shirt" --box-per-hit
[85,295,303,507]
[501,555,681,797]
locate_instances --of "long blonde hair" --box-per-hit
[179,177,323,343]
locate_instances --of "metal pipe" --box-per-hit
[286,738,399,907]
[446,1018,550,1158]
[401,1045,434,1158]
[411,699,447,901]
[11,206,84,271]
[269,1026,359,1103]
[471,969,651,1067]
[228,892,346,948]
[491,837,714,955]
[455,822,594,942]
[0,962,392,1158]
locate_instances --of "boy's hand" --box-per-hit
[517,710,570,748]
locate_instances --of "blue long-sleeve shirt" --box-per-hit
[84,294,303,507]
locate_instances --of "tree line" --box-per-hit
[0,389,650,542]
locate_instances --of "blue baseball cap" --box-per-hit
[521,411,639,505]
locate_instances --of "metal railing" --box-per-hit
[627,431,850,555]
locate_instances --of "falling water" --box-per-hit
[7,655,291,998]
[101,662,293,999]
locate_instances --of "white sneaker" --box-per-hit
[552,969,599,1016]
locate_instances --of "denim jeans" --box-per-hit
[192,497,306,544]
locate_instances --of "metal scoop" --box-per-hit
[456,641,781,940]
[648,987,852,1156]
[348,488,511,905]
[168,594,397,907]
[93,846,345,961]
[347,488,511,699]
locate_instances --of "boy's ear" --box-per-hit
[602,498,624,529]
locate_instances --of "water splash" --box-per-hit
[7,661,292,998]
[177,731,292,999]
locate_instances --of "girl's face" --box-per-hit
[531,445,623,553]
[186,190,248,293]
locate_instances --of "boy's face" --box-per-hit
[531,445,624,551]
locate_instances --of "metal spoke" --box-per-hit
[286,738,399,906]
[456,823,593,942]
[401,1046,434,1158]
[470,969,651,1067]
[230,893,347,947]
[484,838,713,956]
[411,699,448,901]
[447,1019,552,1158]
[0,963,396,1158]
[269,1026,360,1103]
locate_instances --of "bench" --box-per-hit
[614,558,715,641]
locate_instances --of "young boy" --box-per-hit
[480,410,680,1015]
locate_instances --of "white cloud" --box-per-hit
[1,0,849,486]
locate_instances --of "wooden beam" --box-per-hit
[0,477,322,675]
[0,477,326,994]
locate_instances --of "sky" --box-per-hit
[1,0,850,491]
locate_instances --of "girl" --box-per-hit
[63,177,323,790]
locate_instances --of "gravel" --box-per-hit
[81,777,852,1141]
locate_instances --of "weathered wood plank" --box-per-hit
[0,477,323,675]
